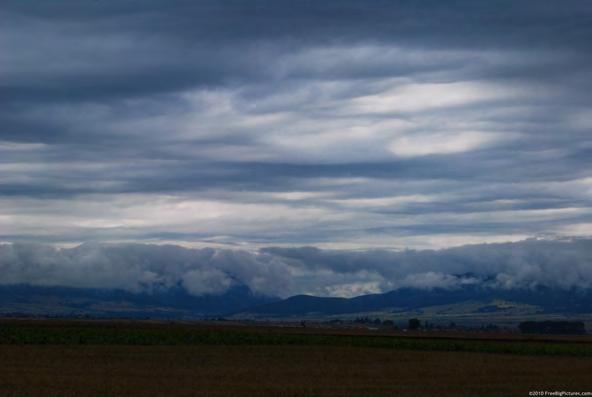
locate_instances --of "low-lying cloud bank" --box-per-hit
[1,238,591,298]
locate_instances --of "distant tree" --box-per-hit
[373,318,382,325]
[408,318,421,330]
[382,319,394,327]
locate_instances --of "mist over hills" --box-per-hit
[1,238,592,320]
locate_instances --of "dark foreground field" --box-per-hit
[0,320,591,396]
[2,345,592,397]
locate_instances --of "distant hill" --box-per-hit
[240,285,592,318]
[3,283,592,321]
[0,284,277,319]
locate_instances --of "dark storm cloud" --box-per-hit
[3,0,591,103]
[1,0,591,248]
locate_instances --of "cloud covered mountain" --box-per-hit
[2,238,592,317]
[1,238,592,299]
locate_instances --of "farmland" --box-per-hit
[0,320,591,396]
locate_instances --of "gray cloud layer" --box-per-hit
[1,239,591,298]
[1,1,592,249]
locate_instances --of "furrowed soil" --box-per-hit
[0,345,591,397]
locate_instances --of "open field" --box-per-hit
[2,319,592,356]
[1,345,592,397]
[0,320,591,396]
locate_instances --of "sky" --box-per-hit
[1,1,592,297]
[1,0,592,250]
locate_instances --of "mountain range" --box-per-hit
[243,285,592,318]
[2,283,592,321]
[0,284,275,319]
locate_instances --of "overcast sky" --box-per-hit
[2,0,592,250]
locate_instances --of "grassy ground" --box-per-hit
[2,320,592,356]
[1,344,591,397]
[0,320,591,396]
